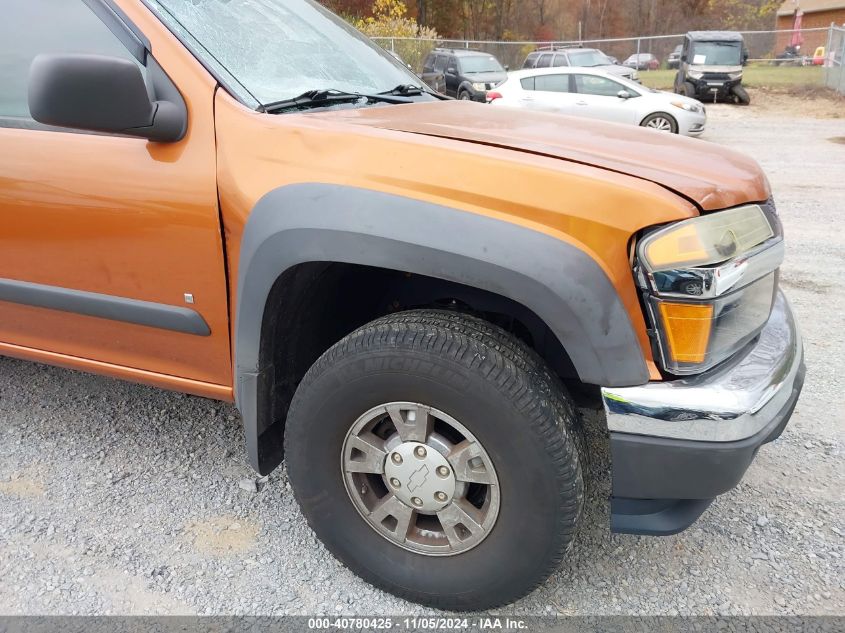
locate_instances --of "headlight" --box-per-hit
[687,70,704,80]
[637,204,782,374]
[471,82,487,91]
[670,100,703,113]
[640,205,774,271]
[728,71,742,80]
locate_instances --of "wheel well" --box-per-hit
[254,262,587,465]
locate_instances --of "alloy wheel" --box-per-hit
[645,116,673,131]
[341,402,500,556]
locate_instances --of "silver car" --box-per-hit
[522,47,639,82]
[490,67,706,137]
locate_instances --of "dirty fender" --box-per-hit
[234,183,648,472]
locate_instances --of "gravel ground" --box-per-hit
[1,104,843,617]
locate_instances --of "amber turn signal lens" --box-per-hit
[657,302,714,364]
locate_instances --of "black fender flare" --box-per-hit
[235,184,649,471]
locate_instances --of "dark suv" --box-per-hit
[421,49,507,101]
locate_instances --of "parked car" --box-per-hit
[523,47,639,82]
[624,53,660,70]
[675,31,750,105]
[667,44,682,69]
[488,67,706,136]
[421,48,506,101]
[1,0,803,612]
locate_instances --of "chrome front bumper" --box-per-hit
[604,290,804,535]
[602,290,803,443]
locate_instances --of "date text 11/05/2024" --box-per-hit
[307,617,529,630]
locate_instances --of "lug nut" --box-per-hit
[391,452,403,465]
[434,491,448,502]
[414,446,427,459]
[411,497,423,508]
[436,466,450,478]
[389,478,401,488]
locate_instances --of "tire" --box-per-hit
[458,90,471,100]
[732,84,751,106]
[641,112,678,133]
[285,309,584,610]
[681,81,697,98]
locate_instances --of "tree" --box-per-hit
[322,0,372,19]
[321,0,785,47]
[353,0,439,71]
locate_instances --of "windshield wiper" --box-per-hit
[378,83,426,96]
[262,88,413,113]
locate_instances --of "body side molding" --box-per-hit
[234,183,649,473]
[0,277,210,336]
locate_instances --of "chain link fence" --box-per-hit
[825,26,845,95]
[373,26,841,85]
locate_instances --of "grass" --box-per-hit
[639,65,825,91]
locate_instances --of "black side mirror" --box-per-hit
[504,65,510,71]
[28,53,186,142]
[446,67,457,75]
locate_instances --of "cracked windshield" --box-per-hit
[146,0,423,107]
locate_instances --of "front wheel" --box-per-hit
[732,84,751,105]
[285,310,584,610]
[641,112,679,133]
[458,90,472,100]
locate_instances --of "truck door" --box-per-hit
[0,0,232,390]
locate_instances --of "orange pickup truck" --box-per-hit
[0,0,804,610]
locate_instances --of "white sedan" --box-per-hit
[487,67,706,136]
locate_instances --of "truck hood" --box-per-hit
[323,101,768,211]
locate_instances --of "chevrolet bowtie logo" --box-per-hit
[407,464,430,492]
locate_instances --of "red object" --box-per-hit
[791,11,804,49]
[486,91,503,102]
[648,58,660,70]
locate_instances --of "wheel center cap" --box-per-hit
[384,442,456,512]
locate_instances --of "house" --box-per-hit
[776,1,845,53]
